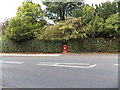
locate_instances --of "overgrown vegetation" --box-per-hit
[35,17,87,41]
[2,1,119,53]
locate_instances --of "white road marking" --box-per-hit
[114,64,119,66]
[37,62,90,65]
[37,62,96,69]
[56,63,90,65]
[0,61,24,64]
[0,54,61,57]
[89,64,97,68]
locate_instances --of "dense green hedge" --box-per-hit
[83,38,118,53]
[2,39,63,53]
[67,38,118,53]
[0,40,2,52]
[67,39,84,52]
[1,38,119,53]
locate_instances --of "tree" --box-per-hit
[104,13,120,38]
[63,17,87,38]
[86,13,120,38]
[35,17,87,41]
[72,5,83,18]
[72,2,119,38]
[72,4,95,26]
[86,16,105,38]
[43,1,82,22]
[35,22,78,41]
[4,2,46,41]
[95,1,118,20]
[80,5,95,26]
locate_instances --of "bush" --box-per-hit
[67,39,83,52]
[0,40,2,53]
[2,38,63,53]
[2,38,118,53]
[66,38,118,53]
[83,38,118,53]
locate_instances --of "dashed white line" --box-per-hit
[114,64,119,66]
[0,61,24,64]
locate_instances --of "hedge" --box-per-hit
[1,38,119,53]
[0,33,1,52]
[67,38,118,53]
[83,38,118,53]
[67,39,84,52]
[2,38,63,53]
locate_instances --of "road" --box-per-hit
[0,54,118,88]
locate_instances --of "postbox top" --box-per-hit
[63,45,67,48]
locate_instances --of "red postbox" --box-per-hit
[63,45,67,52]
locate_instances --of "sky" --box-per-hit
[84,0,114,5]
[0,0,114,22]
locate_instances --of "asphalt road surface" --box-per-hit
[0,54,118,88]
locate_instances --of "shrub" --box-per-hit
[67,39,81,52]
[2,38,118,53]
[2,38,63,53]
[83,38,118,53]
[66,38,118,53]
